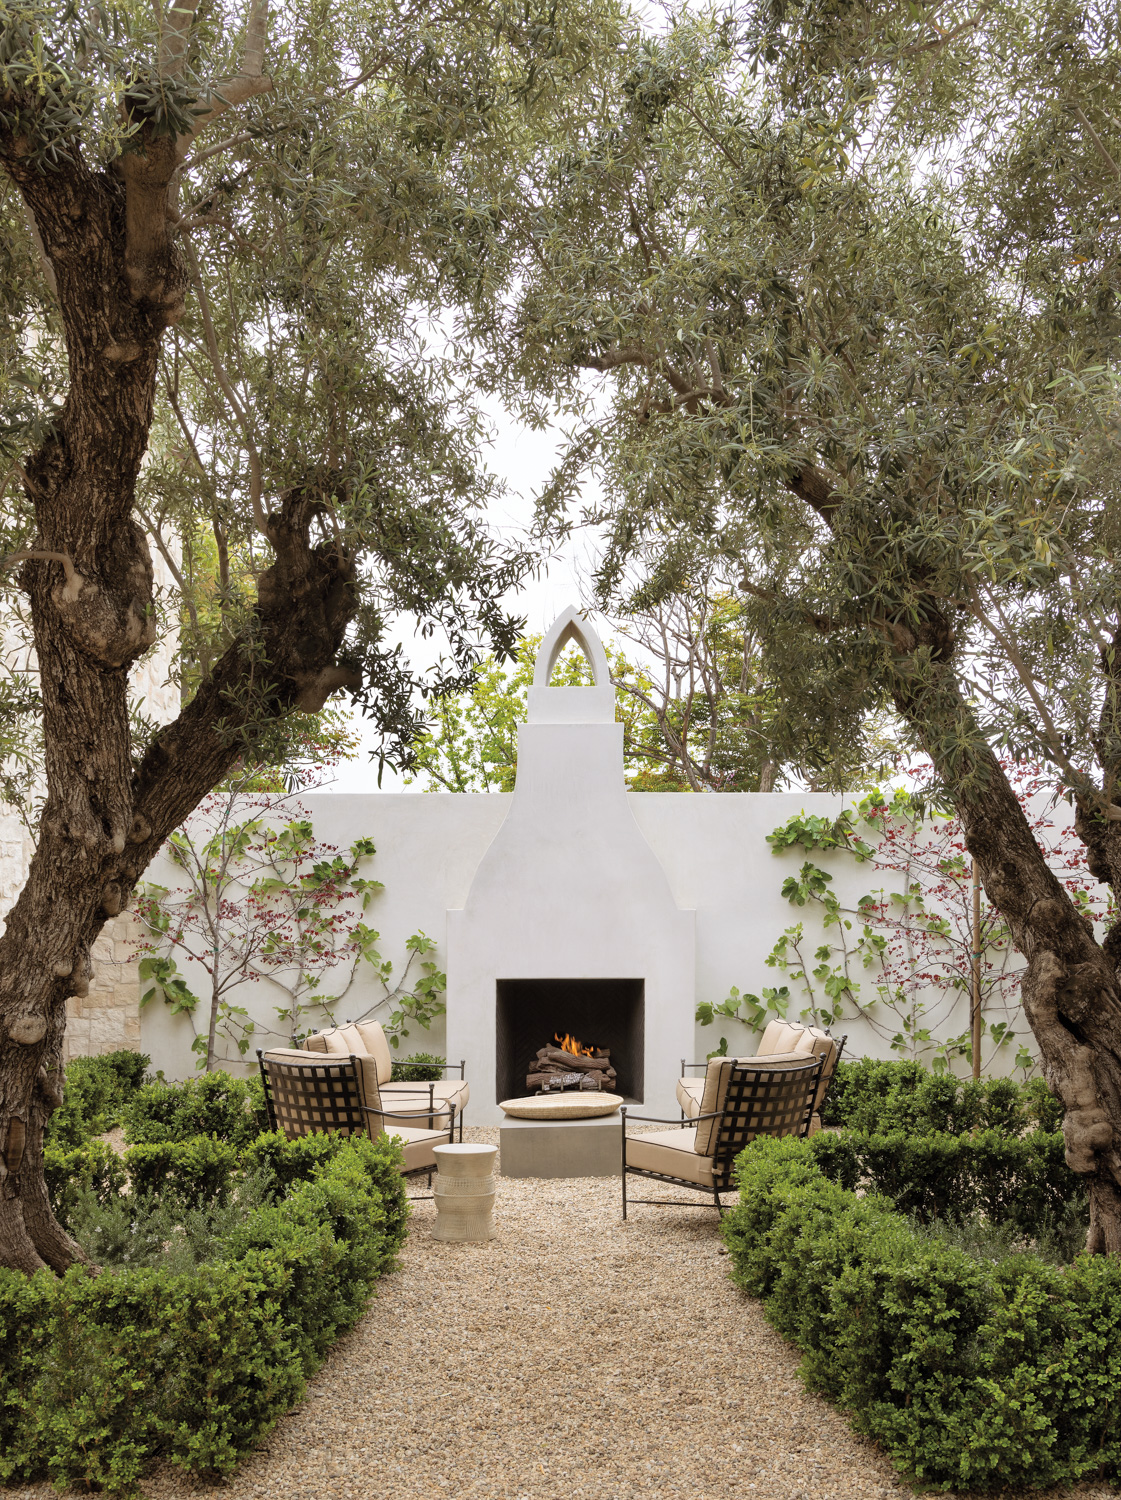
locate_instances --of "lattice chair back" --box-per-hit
[698,1055,824,1189]
[258,1048,377,1141]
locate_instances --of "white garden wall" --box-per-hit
[142,610,1082,1122]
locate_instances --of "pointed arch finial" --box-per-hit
[527,607,615,723]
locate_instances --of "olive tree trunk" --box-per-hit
[0,87,358,1273]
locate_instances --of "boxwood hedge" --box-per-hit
[6,1061,408,1498]
[723,1135,1118,1491]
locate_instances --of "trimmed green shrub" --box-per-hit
[723,1136,1121,1491]
[122,1070,265,1147]
[807,1127,1086,1241]
[390,1051,446,1082]
[244,1126,357,1197]
[42,1140,127,1233]
[124,1137,241,1208]
[822,1057,1064,1135]
[45,1050,151,1149]
[2,1133,407,1495]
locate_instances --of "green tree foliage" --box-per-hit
[0,0,628,1272]
[477,0,1121,1246]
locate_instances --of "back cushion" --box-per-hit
[756,1020,789,1055]
[353,1020,394,1085]
[302,1033,328,1053]
[320,1028,352,1056]
[353,1052,383,1135]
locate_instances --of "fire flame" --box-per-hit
[555,1032,597,1057]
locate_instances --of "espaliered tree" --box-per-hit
[488,2,1121,1247]
[0,0,621,1272]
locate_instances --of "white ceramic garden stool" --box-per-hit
[432,1143,498,1242]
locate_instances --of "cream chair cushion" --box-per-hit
[675,1076,706,1117]
[381,1079,470,1113]
[693,1054,821,1156]
[757,1019,793,1054]
[319,1023,366,1057]
[626,1127,716,1186]
[301,1020,396,1086]
[677,1050,811,1120]
[352,1020,394,1084]
[389,1124,450,1173]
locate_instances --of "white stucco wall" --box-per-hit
[139,613,1099,1106]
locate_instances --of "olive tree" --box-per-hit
[0,0,619,1272]
[486,1,1121,1248]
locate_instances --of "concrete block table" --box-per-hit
[432,1143,497,1242]
[499,1114,622,1178]
[497,1091,623,1179]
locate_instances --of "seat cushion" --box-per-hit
[389,1124,450,1173]
[626,1127,716,1186]
[381,1079,469,1112]
[675,1076,705,1118]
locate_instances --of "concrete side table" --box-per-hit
[432,1143,497,1242]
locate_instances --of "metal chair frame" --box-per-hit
[257,1049,456,1194]
[302,1029,468,1142]
[678,1032,847,1122]
[622,1054,825,1219]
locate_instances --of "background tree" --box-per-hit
[0,0,622,1272]
[484,2,1121,1247]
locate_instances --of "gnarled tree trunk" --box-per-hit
[0,65,359,1272]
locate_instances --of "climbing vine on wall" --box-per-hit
[698,765,1115,1073]
[135,788,445,1071]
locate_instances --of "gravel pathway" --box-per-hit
[14,1128,1118,1500]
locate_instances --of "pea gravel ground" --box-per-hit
[14,1127,1118,1500]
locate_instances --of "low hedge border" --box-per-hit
[809,1126,1086,1235]
[3,1131,407,1495]
[723,1136,1120,1492]
[822,1059,1064,1136]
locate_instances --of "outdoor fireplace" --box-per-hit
[495,978,644,1103]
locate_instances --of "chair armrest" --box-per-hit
[363,1102,457,1126]
[620,1109,719,1126]
[680,1062,720,1074]
[389,1061,466,1080]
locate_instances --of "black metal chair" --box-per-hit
[621,1054,824,1218]
[678,1027,846,1125]
[257,1048,455,1188]
[300,1021,469,1141]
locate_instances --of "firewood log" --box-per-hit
[541,1047,612,1073]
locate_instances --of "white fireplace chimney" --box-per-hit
[446,608,696,1124]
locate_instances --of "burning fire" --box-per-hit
[555,1032,597,1057]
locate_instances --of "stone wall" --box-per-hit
[64,912,145,1062]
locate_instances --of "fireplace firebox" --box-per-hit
[495,979,645,1103]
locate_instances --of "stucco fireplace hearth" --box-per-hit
[447,608,695,1128]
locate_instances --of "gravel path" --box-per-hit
[13,1128,1118,1500]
